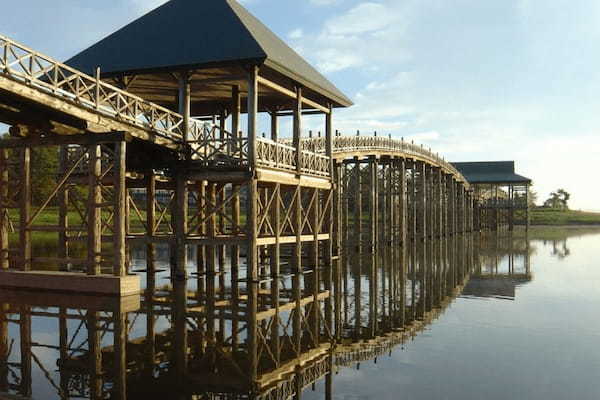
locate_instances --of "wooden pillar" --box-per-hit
[232,85,241,138]
[0,303,8,392]
[19,148,31,271]
[113,141,127,276]
[409,162,417,322]
[247,179,259,384]
[417,162,426,319]
[113,310,127,400]
[310,187,320,347]
[293,185,303,355]
[369,157,378,337]
[294,87,303,174]
[87,144,102,275]
[179,72,191,158]
[354,158,362,339]
[269,183,280,365]
[247,67,258,167]
[19,307,32,397]
[88,312,102,400]
[231,184,241,351]
[0,149,9,270]
[398,158,407,328]
[174,171,188,277]
[207,183,217,343]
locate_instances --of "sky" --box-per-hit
[3,0,600,209]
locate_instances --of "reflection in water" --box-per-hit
[462,233,532,301]
[0,229,568,399]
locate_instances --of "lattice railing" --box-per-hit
[0,34,185,142]
[255,138,297,173]
[188,122,249,167]
[285,135,468,183]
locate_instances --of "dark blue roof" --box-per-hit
[65,0,352,107]
[452,161,531,184]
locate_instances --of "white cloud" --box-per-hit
[288,28,304,39]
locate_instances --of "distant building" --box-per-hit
[452,161,532,231]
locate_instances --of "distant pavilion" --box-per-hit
[452,161,532,230]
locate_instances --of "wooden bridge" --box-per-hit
[0,1,504,398]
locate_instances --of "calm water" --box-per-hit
[306,227,600,400]
[1,227,599,399]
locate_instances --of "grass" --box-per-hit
[530,207,600,226]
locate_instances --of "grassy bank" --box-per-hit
[530,208,600,226]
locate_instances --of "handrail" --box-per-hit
[0,34,188,142]
[280,135,469,185]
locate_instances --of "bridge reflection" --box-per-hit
[0,231,540,400]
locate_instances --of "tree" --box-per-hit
[544,188,571,211]
[3,133,59,207]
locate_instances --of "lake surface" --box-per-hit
[1,227,599,399]
[305,227,600,400]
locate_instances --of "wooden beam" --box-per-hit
[257,76,330,114]
[0,132,132,148]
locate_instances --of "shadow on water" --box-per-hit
[1,227,598,399]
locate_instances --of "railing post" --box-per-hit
[326,105,333,176]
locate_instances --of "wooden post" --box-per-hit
[19,148,31,271]
[232,85,241,139]
[19,307,32,397]
[294,87,303,174]
[113,310,127,400]
[174,171,188,278]
[179,72,191,155]
[231,184,240,351]
[57,147,69,269]
[417,162,426,319]
[247,67,259,167]
[0,303,8,392]
[293,185,303,355]
[269,183,280,365]
[398,158,406,328]
[0,149,9,270]
[88,312,102,400]
[247,179,259,384]
[354,158,362,339]
[113,141,127,276]
[87,144,102,275]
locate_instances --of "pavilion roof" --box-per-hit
[451,161,531,184]
[66,0,352,110]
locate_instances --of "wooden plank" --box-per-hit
[0,271,140,295]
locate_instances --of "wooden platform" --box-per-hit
[0,271,140,296]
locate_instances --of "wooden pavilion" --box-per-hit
[452,161,531,231]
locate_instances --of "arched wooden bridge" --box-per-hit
[0,33,478,400]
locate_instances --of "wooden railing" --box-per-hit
[0,34,186,142]
[289,135,468,183]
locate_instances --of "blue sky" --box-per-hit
[3,0,600,209]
